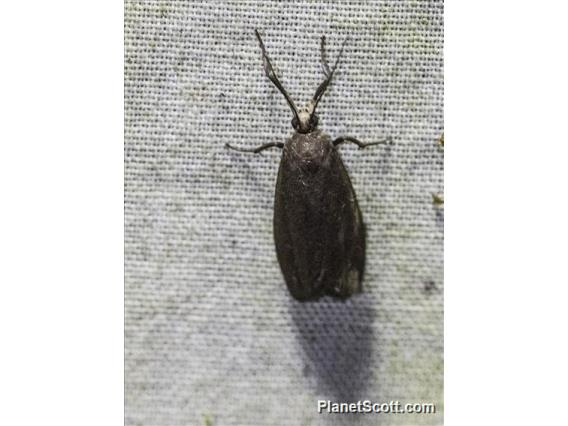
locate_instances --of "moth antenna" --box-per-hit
[320,36,331,77]
[254,29,300,124]
[312,36,348,112]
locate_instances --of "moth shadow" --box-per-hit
[289,293,377,403]
[433,204,444,229]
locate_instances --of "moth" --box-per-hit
[227,30,391,301]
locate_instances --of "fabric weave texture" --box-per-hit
[125,1,444,425]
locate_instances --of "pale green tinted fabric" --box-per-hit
[125,1,443,425]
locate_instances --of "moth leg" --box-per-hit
[333,136,393,149]
[320,35,331,77]
[225,142,284,154]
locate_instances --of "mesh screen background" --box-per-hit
[125,1,444,425]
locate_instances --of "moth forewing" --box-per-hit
[273,132,365,301]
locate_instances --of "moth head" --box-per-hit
[291,101,318,134]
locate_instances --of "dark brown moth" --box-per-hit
[227,30,391,301]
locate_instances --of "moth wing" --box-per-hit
[273,144,365,301]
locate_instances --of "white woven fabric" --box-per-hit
[125,1,443,425]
